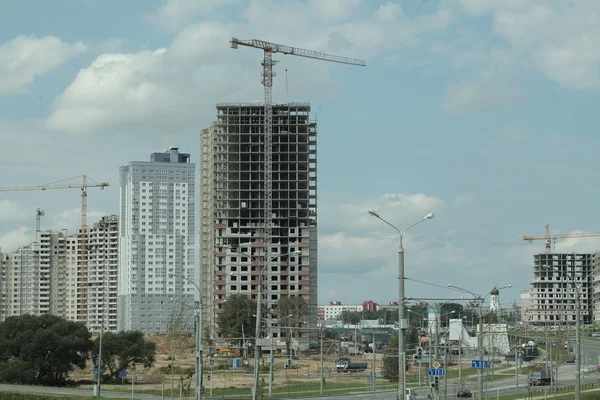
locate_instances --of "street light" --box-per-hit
[448,284,511,400]
[542,264,593,400]
[368,210,434,400]
[224,245,300,400]
[169,274,203,400]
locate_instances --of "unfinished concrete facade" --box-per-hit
[201,102,318,349]
[527,253,592,325]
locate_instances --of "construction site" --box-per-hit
[200,102,319,348]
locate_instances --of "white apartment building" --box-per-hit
[318,302,362,320]
[0,230,69,319]
[527,253,592,325]
[118,147,196,333]
[201,103,318,349]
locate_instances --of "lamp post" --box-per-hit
[97,323,103,397]
[170,274,203,400]
[369,210,434,400]
[225,246,300,400]
[448,284,511,400]
[542,265,593,400]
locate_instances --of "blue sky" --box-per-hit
[1,0,600,309]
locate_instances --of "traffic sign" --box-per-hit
[119,371,127,378]
[210,359,215,366]
[471,360,491,369]
[93,368,98,376]
[428,368,445,376]
[432,361,441,369]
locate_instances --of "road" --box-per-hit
[4,342,600,400]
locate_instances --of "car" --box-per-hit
[457,389,473,398]
[592,332,600,338]
[492,359,502,364]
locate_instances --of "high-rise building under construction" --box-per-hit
[201,102,318,349]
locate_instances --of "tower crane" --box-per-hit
[0,175,109,322]
[523,224,600,253]
[229,37,365,288]
[35,208,45,232]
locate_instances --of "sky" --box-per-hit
[2,0,600,309]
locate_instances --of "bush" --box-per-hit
[0,361,36,384]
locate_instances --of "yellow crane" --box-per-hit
[523,224,600,252]
[229,36,365,286]
[0,175,109,321]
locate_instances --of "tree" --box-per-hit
[383,332,399,382]
[382,330,417,382]
[276,296,309,355]
[94,331,156,381]
[219,294,257,347]
[0,314,92,386]
[340,310,361,325]
[440,303,464,327]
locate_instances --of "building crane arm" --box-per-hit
[0,182,108,192]
[230,38,366,67]
[523,232,600,241]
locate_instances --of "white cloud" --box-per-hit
[0,227,34,253]
[146,0,242,29]
[442,76,521,115]
[457,0,600,89]
[452,193,475,207]
[0,35,85,97]
[0,199,29,223]
[46,1,453,136]
[50,208,107,234]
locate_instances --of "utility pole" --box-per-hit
[97,323,103,397]
[320,335,324,395]
[372,332,376,392]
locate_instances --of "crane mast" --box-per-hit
[0,175,109,322]
[36,208,45,232]
[230,36,365,305]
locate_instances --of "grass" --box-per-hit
[0,393,131,400]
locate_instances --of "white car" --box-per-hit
[591,332,600,338]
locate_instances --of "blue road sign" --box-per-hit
[471,360,491,369]
[428,368,445,376]
[93,368,98,376]
[119,371,127,378]
[210,359,215,366]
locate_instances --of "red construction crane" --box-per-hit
[0,175,109,322]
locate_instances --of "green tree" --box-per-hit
[382,330,419,382]
[276,296,309,355]
[484,312,499,324]
[340,310,361,325]
[219,294,257,347]
[383,332,399,382]
[440,303,464,327]
[94,331,156,381]
[0,314,92,386]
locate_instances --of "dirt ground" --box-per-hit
[71,335,390,392]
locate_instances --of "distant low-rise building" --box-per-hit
[318,301,362,320]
